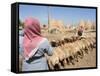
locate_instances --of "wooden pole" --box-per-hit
[48,6,50,33]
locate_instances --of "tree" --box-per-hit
[19,19,24,29]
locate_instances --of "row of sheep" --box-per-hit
[46,36,96,70]
[50,36,85,47]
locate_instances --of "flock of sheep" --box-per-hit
[46,35,96,70]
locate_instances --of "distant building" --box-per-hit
[92,22,96,30]
[49,19,65,33]
[78,20,94,30]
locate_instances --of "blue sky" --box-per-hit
[19,4,96,26]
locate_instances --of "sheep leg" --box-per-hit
[93,43,96,48]
[66,58,70,65]
[48,60,54,70]
[80,50,84,56]
[62,59,67,67]
[89,46,93,51]
[77,50,84,59]
[73,54,79,62]
[87,46,92,53]
[69,56,75,65]
[84,48,89,54]
[58,62,64,69]
[54,64,60,70]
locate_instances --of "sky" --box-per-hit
[19,4,96,26]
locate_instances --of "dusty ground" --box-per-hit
[64,48,96,69]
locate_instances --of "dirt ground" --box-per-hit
[64,48,96,69]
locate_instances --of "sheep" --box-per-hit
[60,44,72,66]
[73,41,84,60]
[71,36,78,42]
[77,40,86,56]
[47,48,59,70]
[81,39,90,54]
[85,38,93,52]
[54,47,66,69]
[56,47,66,61]
[47,46,67,70]
[64,37,71,43]
[70,43,79,60]
[89,37,96,48]
[63,43,76,65]
[86,37,96,51]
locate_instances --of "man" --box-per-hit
[77,26,84,37]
